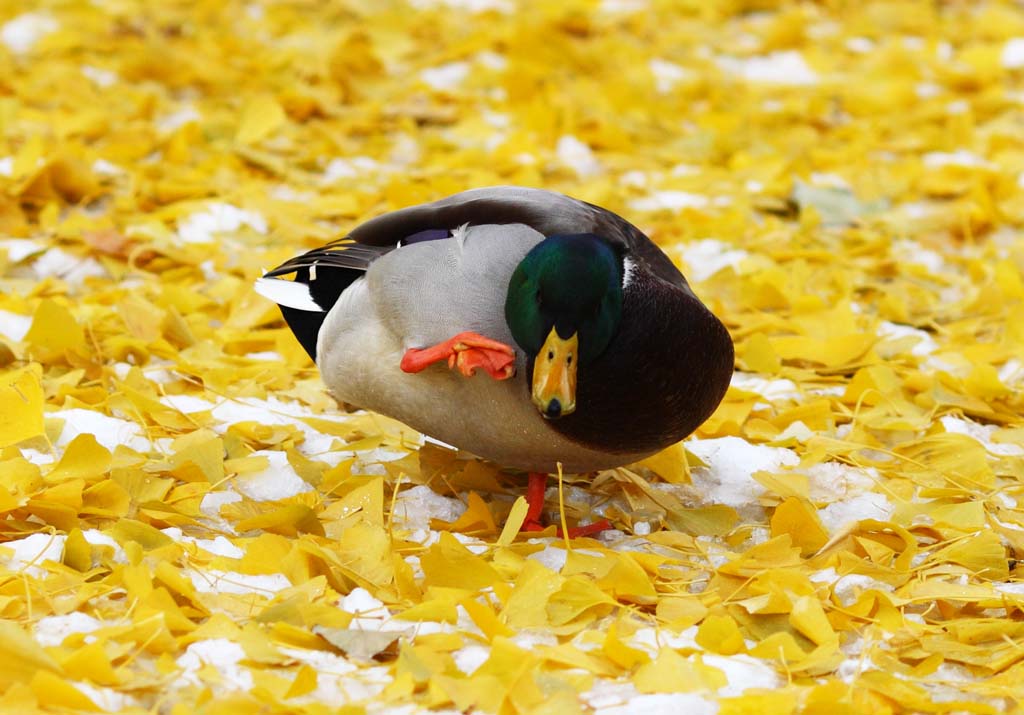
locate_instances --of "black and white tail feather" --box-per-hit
[255,238,394,361]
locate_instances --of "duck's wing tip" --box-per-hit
[254,276,325,312]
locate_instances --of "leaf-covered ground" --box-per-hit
[1,1,1024,713]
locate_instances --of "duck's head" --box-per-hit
[505,233,624,419]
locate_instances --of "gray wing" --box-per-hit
[365,223,545,349]
[350,186,690,290]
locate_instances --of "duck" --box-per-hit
[255,186,734,536]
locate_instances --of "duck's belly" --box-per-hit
[317,289,642,473]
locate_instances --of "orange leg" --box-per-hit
[520,472,612,538]
[401,332,515,380]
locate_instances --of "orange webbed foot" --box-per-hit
[400,332,515,380]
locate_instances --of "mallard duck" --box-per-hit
[256,186,733,535]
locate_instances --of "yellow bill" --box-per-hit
[532,327,577,419]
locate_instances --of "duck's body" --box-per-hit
[256,186,733,475]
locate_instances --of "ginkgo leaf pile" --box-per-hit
[1,1,1024,713]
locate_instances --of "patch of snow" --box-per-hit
[818,493,894,532]
[157,105,201,132]
[33,248,107,286]
[526,545,567,572]
[322,156,381,183]
[177,203,267,244]
[81,65,118,87]
[592,692,717,715]
[91,159,123,175]
[0,309,32,342]
[706,653,781,695]
[649,58,690,93]
[0,239,42,263]
[2,533,66,578]
[199,489,243,521]
[421,61,471,90]
[679,239,749,282]
[893,239,946,273]
[801,462,878,503]
[940,416,1024,456]
[175,639,253,691]
[717,50,818,85]
[995,582,1024,595]
[160,394,215,414]
[923,150,991,168]
[630,626,700,653]
[0,157,12,176]
[187,569,291,595]
[1,13,58,54]
[33,612,105,647]
[52,408,151,454]
[162,528,244,559]
[453,643,490,675]
[845,37,875,53]
[916,82,942,99]
[392,485,466,530]
[730,372,799,401]
[630,191,710,213]
[1003,38,1024,69]
[556,135,602,177]
[878,321,938,356]
[72,683,136,712]
[234,450,313,501]
[81,529,127,564]
[999,358,1024,386]
[687,437,799,508]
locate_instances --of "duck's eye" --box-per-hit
[547,350,554,360]
[567,354,573,365]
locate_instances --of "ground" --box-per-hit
[1,1,1024,714]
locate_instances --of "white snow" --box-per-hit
[922,150,991,168]
[157,105,202,133]
[175,639,253,691]
[940,415,1024,456]
[593,692,717,715]
[556,135,602,177]
[801,462,878,503]
[322,156,381,183]
[717,50,818,85]
[81,529,127,564]
[187,569,291,595]
[392,485,466,530]
[1,533,66,578]
[176,203,267,244]
[649,58,690,93]
[706,653,781,695]
[234,450,313,501]
[420,62,471,91]
[32,248,107,286]
[81,65,118,87]
[0,238,42,262]
[730,372,799,401]
[679,239,749,282]
[0,309,32,342]
[162,528,245,559]
[630,191,711,212]
[1003,38,1024,68]
[686,437,799,508]
[1,13,58,54]
[33,612,105,647]
[818,493,894,532]
[52,408,152,454]
[0,157,12,177]
[878,321,938,356]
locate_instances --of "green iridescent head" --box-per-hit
[505,233,624,419]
